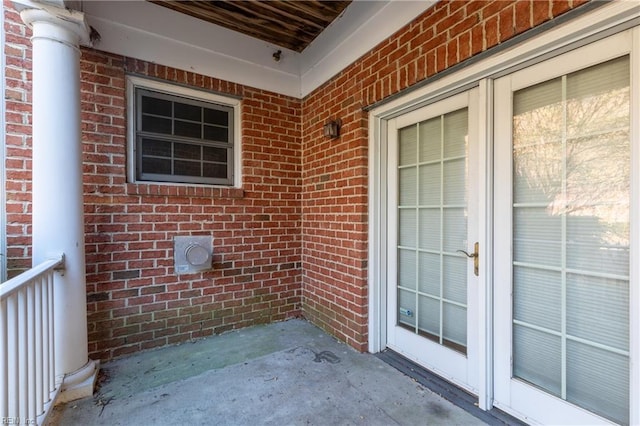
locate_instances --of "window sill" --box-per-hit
[126,183,244,199]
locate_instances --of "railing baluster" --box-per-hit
[7,294,18,417]
[0,297,8,418]
[0,256,64,425]
[35,276,44,413]
[28,280,36,422]
[48,271,55,393]
[18,287,28,421]
[43,274,50,397]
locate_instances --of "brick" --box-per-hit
[552,0,572,17]
[484,15,499,49]
[499,6,515,43]
[112,270,140,280]
[532,1,551,26]
[514,0,532,35]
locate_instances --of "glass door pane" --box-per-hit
[397,108,469,354]
[511,56,630,425]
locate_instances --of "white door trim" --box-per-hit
[368,1,640,416]
[475,78,493,410]
[631,25,640,426]
[385,89,482,393]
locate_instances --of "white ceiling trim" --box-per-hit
[300,0,435,97]
[83,1,301,97]
[81,0,433,99]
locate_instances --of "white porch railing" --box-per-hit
[0,255,64,425]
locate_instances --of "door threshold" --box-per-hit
[376,349,526,426]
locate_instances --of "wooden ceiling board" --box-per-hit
[149,1,352,52]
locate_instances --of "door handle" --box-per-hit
[457,242,479,276]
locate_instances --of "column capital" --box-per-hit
[12,0,91,47]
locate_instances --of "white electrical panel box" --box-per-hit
[174,235,212,274]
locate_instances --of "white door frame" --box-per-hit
[631,24,640,426]
[368,1,640,416]
[385,89,483,394]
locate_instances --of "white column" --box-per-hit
[12,0,98,402]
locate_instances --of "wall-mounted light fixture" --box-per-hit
[323,119,341,139]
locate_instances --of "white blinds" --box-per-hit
[397,108,469,352]
[512,56,630,425]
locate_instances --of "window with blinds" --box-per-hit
[511,56,630,425]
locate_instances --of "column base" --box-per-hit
[56,359,100,404]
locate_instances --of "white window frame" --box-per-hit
[368,1,640,418]
[126,75,242,188]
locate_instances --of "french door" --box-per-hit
[494,32,635,424]
[386,90,480,392]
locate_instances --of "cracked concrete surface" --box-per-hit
[47,319,486,426]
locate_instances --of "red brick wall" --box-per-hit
[4,1,302,360]
[4,2,32,275]
[300,0,589,351]
[82,54,303,360]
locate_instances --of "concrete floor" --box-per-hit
[48,319,487,425]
